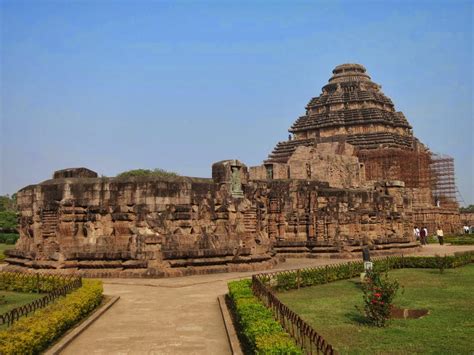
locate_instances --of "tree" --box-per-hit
[0,195,15,212]
[460,205,474,213]
[0,195,18,231]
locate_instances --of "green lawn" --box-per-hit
[0,291,45,314]
[277,266,474,354]
[0,243,13,262]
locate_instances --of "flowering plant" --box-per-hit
[362,269,400,327]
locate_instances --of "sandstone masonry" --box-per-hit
[7,63,461,277]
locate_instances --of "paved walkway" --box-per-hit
[62,245,474,355]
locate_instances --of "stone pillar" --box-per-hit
[212,160,248,198]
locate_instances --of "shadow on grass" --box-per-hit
[346,309,371,325]
[348,280,364,291]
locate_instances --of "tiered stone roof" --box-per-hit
[267,64,415,163]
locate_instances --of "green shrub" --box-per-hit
[0,233,19,244]
[0,279,103,355]
[266,252,474,293]
[427,234,474,245]
[255,333,302,354]
[0,272,78,293]
[274,262,364,291]
[361,270,400,327]
[227,279,302,354]
[0,211,17,230]
[228,278,254,299]
[116,168,179,178]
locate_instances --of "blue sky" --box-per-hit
[1,0,473,204]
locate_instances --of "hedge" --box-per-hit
[228,279,302,354]
[0,233,18,244]
[0,279,103,355]
[0,272,78,293]
[270,252,474,292]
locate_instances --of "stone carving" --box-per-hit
[231,166,244,198]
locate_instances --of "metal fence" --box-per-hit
[250,253,474,354]
[249,256,409,355]
[0,273,82,326]
[252,275,335,354]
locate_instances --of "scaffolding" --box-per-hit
[357,148,432,188]
[430,153,458,209]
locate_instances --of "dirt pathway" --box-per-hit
[61,245,474,355]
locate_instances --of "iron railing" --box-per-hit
[0,273,82,326]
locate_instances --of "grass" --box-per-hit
[427,234,474,245]
[0,291,45,314]
[277,266,474,354]
[0,244,13,262]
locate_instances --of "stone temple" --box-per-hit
[5,64,460,277]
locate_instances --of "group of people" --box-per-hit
[414,226,444,245]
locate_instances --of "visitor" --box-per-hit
[414,226,420,241]
[464,225,470,234]
[436,227,444,245]
[422,226,428,244]
[420,227,427,245]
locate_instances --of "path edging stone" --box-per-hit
[44,295,120,355]
[218,294,243,355]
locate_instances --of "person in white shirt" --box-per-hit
[414,226,420,241]
[436,227,444,245]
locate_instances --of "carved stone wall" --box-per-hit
[7,160,420,277]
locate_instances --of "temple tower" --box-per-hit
[266,63,459,232]
[267,64,432,186]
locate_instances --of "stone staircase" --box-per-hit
[243,207,258,233]
[41,210,58,238]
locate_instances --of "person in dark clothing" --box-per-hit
[420,227,427,245]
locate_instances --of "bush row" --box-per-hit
[228,279,302,354]
[427,234,474,245]
[0,233,18,244]
[0,279,103,355]
[0,272,79,293]
[375,251,474,272]
[268,251,474,291]
[274,261,365,291]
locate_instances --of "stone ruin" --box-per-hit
[5,63,460,277]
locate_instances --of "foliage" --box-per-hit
[460,204,474,213]
[0,211,18,230]
[116,168,179,178]
[277,265,474,354]
[274,262,364,291]
[0,272,78,293]
[0,233,19,245]
[269,253,473,293]
[434,254,449,274]
[227,279,302,354]
[0,279,103,355]
[0,244,14,262]
[0,195,18,232]
[428,234,474,245]
[361,269,400,327]
[0,195,16,212]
